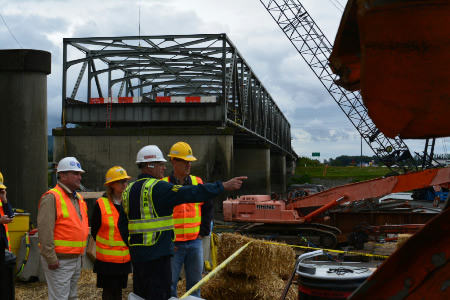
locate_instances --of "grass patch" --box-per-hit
[295,165,389,181]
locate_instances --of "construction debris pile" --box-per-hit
[202,233,297,300]
[332,197,441,213]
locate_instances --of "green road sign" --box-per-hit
[312,152,320,157]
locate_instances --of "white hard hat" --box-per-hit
[57,157,85,173]
[136,145,167,163]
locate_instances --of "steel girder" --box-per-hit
[62,34,297,159]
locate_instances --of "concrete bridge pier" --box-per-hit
[270,153,287,194]
[0,50,51,225]
[233,144,271,196]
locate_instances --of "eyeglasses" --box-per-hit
[118,179,128,185]
[149,162,165,167]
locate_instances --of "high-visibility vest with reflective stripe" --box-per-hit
[95,197,130,263]
[41,185,89,254]
[0,202,11,251]
[122,178,175,246]
[162,175,204,242]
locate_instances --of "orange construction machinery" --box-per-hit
[330,0,450,140]
[223,168,450,248]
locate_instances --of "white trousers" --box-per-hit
[41,256,81,300]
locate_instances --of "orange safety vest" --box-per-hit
[95,197,130,263]
[0,202,11,251]
[40,185,89,254]
[162,175,204,241]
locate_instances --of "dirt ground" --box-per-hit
[15,271,188,300]
[15,242,398,300]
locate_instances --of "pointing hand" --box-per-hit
[222,176,248,191]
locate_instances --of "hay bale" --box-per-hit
[202,272,297,300]
[217,233,295,279]
[396,234,412,249]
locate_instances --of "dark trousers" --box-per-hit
[102,286,122,300]
[132,255,172,300]
[0,239,14,300]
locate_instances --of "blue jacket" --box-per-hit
[118,173,224,262]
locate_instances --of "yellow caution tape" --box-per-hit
[263,241,389,259]
[180,241,252,299]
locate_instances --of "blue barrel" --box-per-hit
[297,263,374,300]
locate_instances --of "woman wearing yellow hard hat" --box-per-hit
[91,167,132,300]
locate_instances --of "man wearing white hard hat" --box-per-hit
[38,157,89,300]
[118,145,247,300]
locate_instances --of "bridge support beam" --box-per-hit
[270,153,286,193]
[233,144,271,195]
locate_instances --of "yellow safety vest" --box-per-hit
[122,178,175,246]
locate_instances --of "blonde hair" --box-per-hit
[105,185,114,201]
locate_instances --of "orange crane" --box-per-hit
[223,167,450,248]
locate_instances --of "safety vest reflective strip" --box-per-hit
[49,186,89,254]
[0,202,11,251]
[128,216,174,233]
[95,197,130,263]
[122,178,175,246]
[162,175,203,241]
[52,188,70,218]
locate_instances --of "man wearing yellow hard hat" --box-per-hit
[0,172,14,300]
[118,145,247,300]
[162,142,212,298]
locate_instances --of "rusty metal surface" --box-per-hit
[330,0,450,139]
[329,211,437,234]
[348,207,450,299]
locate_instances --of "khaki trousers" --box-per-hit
[41,256,81,300]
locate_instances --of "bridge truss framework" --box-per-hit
[63,34,297,159]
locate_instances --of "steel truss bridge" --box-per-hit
[63,34,297,159]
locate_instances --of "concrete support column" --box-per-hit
[270,153,286,193]
[0,50,51,226]
[233,144,270,195]
[286,159,296,186]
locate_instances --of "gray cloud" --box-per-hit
[0,0,443,161]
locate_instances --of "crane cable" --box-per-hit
[0,14,23,48]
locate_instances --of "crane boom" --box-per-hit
[259,0,418,173]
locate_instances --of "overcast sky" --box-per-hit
[1,0,448,162]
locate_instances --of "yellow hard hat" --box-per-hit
[167,142,197,161]
[0,172,6,189]
[104,166,131,186]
